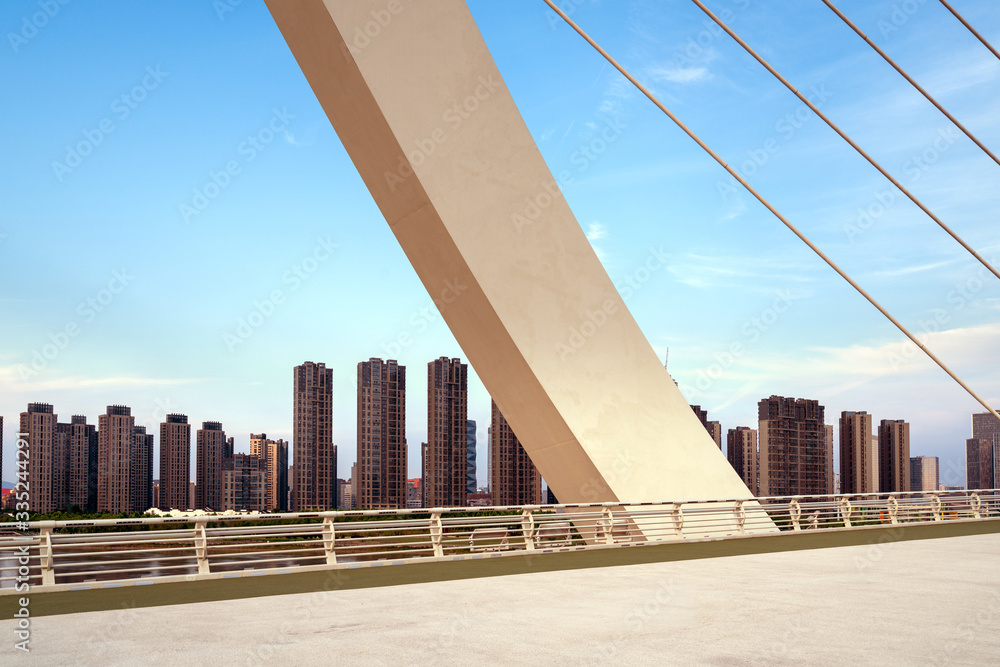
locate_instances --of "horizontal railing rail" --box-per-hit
[1,489,997,594]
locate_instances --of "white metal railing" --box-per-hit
[1,489,996,595]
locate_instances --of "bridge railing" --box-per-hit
[1,488,996,594]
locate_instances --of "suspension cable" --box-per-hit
[541,0,1000,422]
[690,0,1000,283]
[939,0,1000,61]
[821,0,1000,169]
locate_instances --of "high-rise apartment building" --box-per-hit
[909,456,939,492]
[489,400,542,505]
[878,419,910,493]
[196,421,226,510]
[293,361,336,511]
[758,396,829,497]
[250,433,289,512]
[726,426,759,496]
[131,425,154,513]
[159,414,191,511]
[840,411,876,494]
[406,478,422,508]
[466,419,477,494]
[20,403,62,513]
[356,358,407,509]
[966,438,993,490]
[223,453,267,512]
[972,412,1000,488]
[707,421,722,449]
[66,415,97,512]
[420,442,428,507]
[98,405,136,513]
[690,405,707,428]
[426,357,468,507]
[824,424,835,495]
[689,405,721,448]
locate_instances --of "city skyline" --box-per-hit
[8,383,993,514]
[2,1,998,487]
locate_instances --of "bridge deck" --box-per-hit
[3,531,997,664]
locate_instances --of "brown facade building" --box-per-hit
[131,426,154,512]
[839,411,876,495]
[909,456,939,492]
[357,358,407,509]
[726,426,759,496]
[426,357,468,507]
[689,405,723,448]
[758,396,830,497]
[224,453,267,512]
[159,414,191,510]
[250,433,289,512]
[972,412,1000,487]
[489,400,542,505]
[21,403,62,513]
[878,419,910,493]
[196,421,226,510]
[824,424,835,495]
[966,438,993,490]
[67,415,98,511]
[97,405,136,513]
[293,361,336,511]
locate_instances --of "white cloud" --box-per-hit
[586,222,608,241]
[645,65,709,84]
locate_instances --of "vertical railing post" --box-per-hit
[521,509,536,550]
[734,500,746,535]
[672,503,684,538]
[887,496,899,525]
[971,493,982,519]
[322,516,337,565]
[601,507,614,545]
[790,499,802,531]
[194,518,210,575]
[931,493,942,522]
[839,497,853,528]
[38,521,55,586]
[430,510,444,557]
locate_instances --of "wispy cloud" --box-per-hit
[666,252,818,291]
[586,222,608,241]
[586,221,609,259]
[645,64,710,84]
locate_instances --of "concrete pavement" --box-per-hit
[3,532,999,664]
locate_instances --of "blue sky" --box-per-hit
[1,0,997,488]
